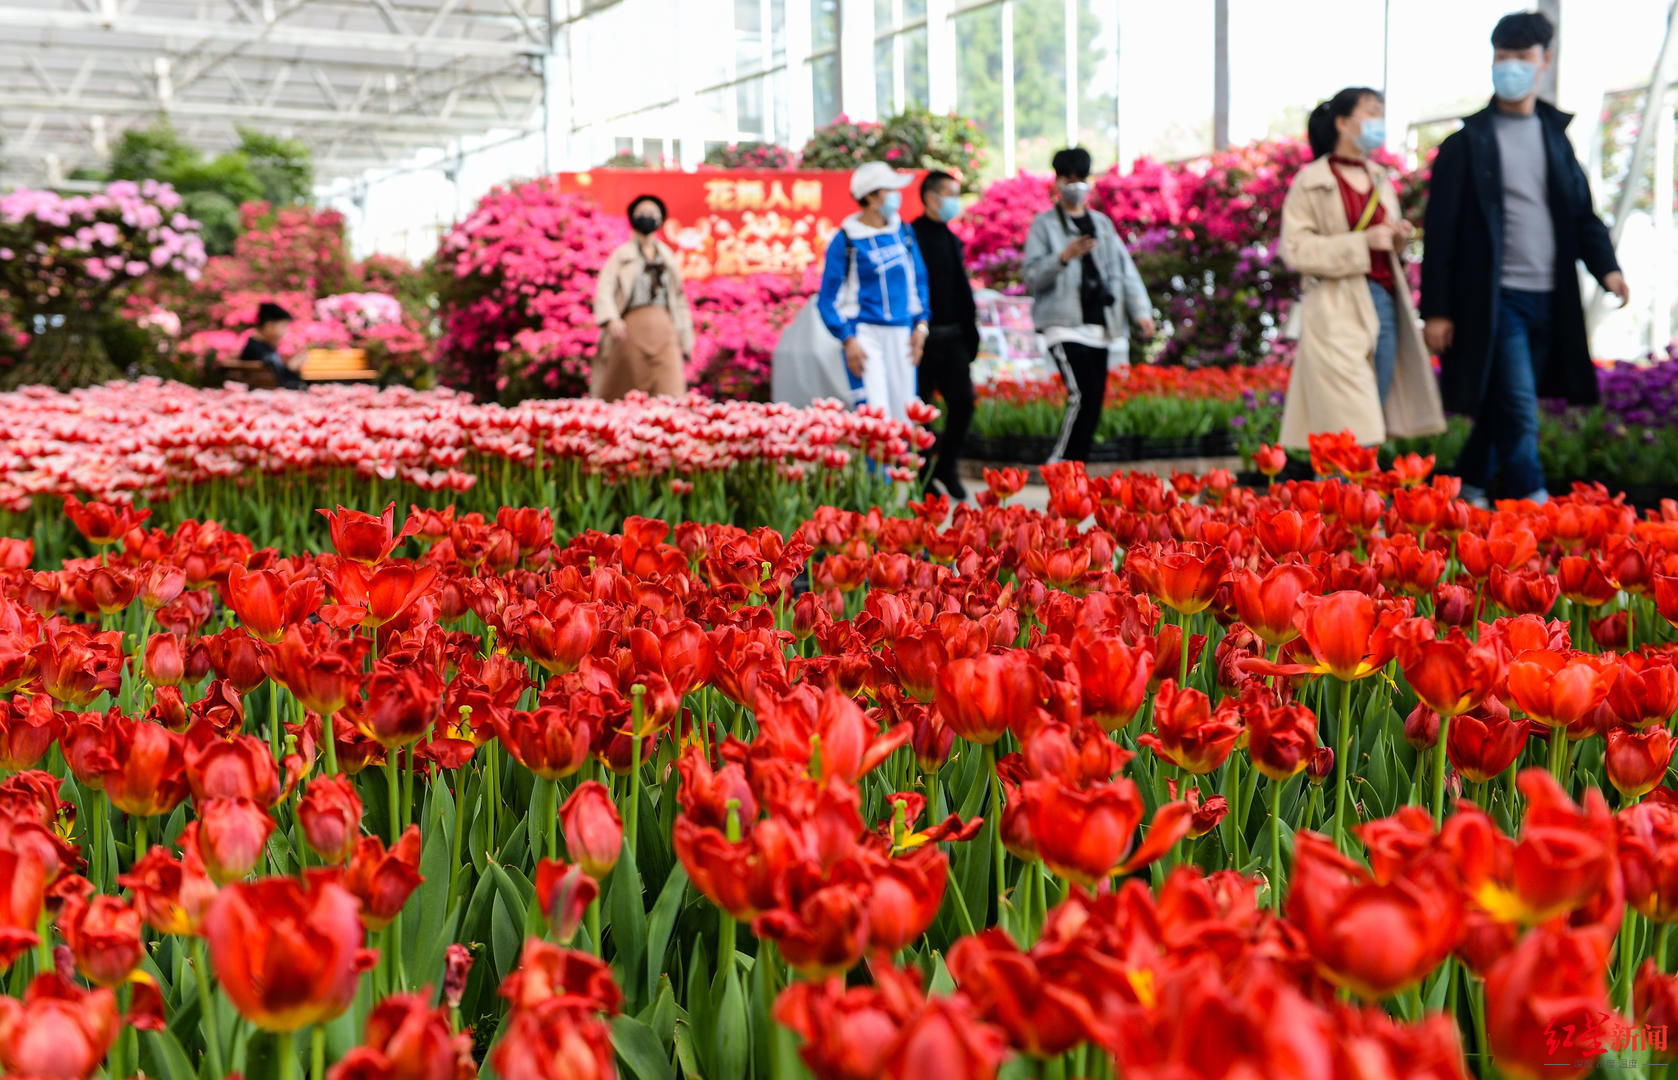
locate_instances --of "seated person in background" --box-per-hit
[238,302,301,389]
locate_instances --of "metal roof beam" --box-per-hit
[0,8,542,59]
[0,91,534,133]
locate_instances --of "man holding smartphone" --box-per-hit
[1421,10,1628,506]
[1022,148,1155,464]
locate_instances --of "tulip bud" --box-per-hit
[560,781,622,880]
[1306,745,1335,784]
[443,944,473,1010]
[1255,444,1288,479]
[911,710,954,772]
[194,799,277,884]
[1404,703,1441,751]
[1608,726,1676,801]
[1591,611,1630,652]
[1432,583,1476,628]
[148,684,189,731]
[58,893,145,987]
[297,775,363,864]
[141,632,186,686]
[533,858,597,944]
[343,827,424,931]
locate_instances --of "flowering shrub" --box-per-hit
[703,141,800,169]
[959,137,1423,367]
[801,108,988,192]
[436,181,812,402]
[314,292,405,333]
[3,448,1678,1078]
[433,182,623,400]
[0,181,208,387]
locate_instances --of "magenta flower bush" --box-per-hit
[435,180,812,402]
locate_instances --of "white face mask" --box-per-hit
[1059,181,1091,207]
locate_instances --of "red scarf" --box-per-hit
[1328,156,1396,294]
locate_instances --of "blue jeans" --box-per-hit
[1453,287,1553,497]
[1369,280,1397,403]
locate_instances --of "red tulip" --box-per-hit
[1617,802,1678,923]
[1138,680,1242,774]
[1557,555,1619,608]
[139,632,186,686]
[935,650,1044,746]
[499,938,622,1015]
[560,781,622,879]
[321,503,414,565]
[350,663,443,751]
[490,1001,617,1080]
[1286,831,1461,999]
[947,928,1107,1057]
[1505,650,1612,729]
[118,846,217,937]
[297,775,364,864]
[1254,508,1325,559]
[1489,564,1560,617]
[327,992,475,1080]
[1020,777,1192,888]
[1432,583,1476,627]
[0,973,120,1079]
[1128,542,1230,615]
[34,625,124,707]
[1485,926,1615,1080]
[1395,624,1502,718]
[0,695,62,771]
[773,965,925,1080]
[1446,699,1529,783]
[1243,694,1321,781]
[1607,726,1675,801]
[56,893,142,987]
[184,720,283,807]
[1072,635,1152,732]
[193,800,277,884]
[264,624,362,717]
[1607,656,1678,729]
[534,859,597,944]
[864,846,948,953]
[343,826,424,931]
[755,882,871,977]
[329,560,441,628]
[0,849,46,971]
[64,494,148,545]
[1254,443,1287,478]
[1230,563,1317,647]
[95,716,190,819]
[500,597,601,675]
[225,564,324,643]
[202,872,365,1032]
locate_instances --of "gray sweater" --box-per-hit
[1021,207,1153,338]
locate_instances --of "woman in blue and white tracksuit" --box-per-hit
[816,162,931,425]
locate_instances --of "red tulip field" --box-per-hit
[4,408,1678,1080]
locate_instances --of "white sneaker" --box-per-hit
[1520,489,1550,506]
[1459,483,1490,510]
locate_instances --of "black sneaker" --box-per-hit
[938,472,969,501]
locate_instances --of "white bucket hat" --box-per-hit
[849,161,914,201]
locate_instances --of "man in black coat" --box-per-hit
[1421,10,1628,506]
[911,170,981,501]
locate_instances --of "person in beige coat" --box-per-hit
[1278,88,1445,450]
[591,194,695,400]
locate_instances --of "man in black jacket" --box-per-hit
[238,302,303,389]
[911,170,980,500]
[1421,10,1628,506]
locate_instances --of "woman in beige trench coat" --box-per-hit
[591,194,695,401]
[1278,88,1445,450]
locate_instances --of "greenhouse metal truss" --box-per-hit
[0,0,561,186]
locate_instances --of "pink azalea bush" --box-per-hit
[0,180,206,315]
[958,137,1423,367]
[435,180,810,402]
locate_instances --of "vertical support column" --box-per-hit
[1654,88,1675,353]
[1001,0,1016,176]
[787,0,815,148]
[840,0,877,121]
[1538,0,1561,102]
[1063,0,1077,146]
[926,0,954,115]
[891,0,905,115]
[542,0,570,175]
[762,0,777,142]
[1212,0,1228,150]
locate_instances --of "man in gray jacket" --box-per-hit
[1023,147,1155,463]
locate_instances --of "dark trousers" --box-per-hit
[917,332,975,482]
[1048,341,1110,463]
[1454,287,1553,498]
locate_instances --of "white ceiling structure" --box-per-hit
[0,0,558,187]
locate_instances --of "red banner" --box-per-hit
[550,169,926,281]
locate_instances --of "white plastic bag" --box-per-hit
[771,297,853,409]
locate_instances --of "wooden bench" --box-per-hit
[301,348,378,382]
